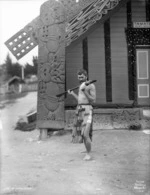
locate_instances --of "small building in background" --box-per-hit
[24,74,38,91]
[0,76,25,94]
[7,76,24,93]
[0,75,38,95]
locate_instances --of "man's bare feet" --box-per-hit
[83,153,91,161]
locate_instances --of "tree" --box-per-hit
[24,56,38,77]
[32,56,38,75]
[11,62,22,77]
[5,53,13,79]
[0,54,38,81]
[0,64,6,83]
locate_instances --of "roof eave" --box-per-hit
[66,0,130,48]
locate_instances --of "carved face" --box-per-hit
[53,4,66,23]
[46,39,59,53]
[40,4,55,26]
[46,25,61,52]
[40,63,51,82]
[38,81,47,98]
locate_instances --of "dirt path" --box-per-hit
[0,92,149,195]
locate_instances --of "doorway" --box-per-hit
[136,48,150,105]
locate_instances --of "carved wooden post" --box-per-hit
[37,0,66,139]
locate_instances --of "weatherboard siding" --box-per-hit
[65,42,83,106]
[88,24,106,104]
[110,5,130,103]
[132,0,146,22]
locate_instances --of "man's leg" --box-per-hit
[72,119,83,143]
[71,125,77,143]
[89,120,93,141]
[83,123,92,160]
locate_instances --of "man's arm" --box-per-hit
[68,90,78,101]
[83,84,96,103]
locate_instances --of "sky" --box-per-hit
[0,0,46,66]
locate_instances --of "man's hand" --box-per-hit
[85,80,92,86]
[81,80,93,91]
[68,89,74,95]
[81,81,91,92]
[68,89,78,101]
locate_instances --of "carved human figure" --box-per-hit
[37,0,66,129]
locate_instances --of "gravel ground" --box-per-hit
[0,92,150,195]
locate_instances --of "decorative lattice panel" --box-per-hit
[5,17,40,60]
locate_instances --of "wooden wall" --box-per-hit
[65,42,83,106]
[88,26,106,104]
[110,5,130,104]
[65,0,147,107]
[132,0,146,22]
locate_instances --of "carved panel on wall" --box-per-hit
[113,109,141,129]
[93,114,113,129]
[65,109,150,130]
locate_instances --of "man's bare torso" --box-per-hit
[78,82,95,104]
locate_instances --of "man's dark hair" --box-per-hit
[77,69,88,77]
